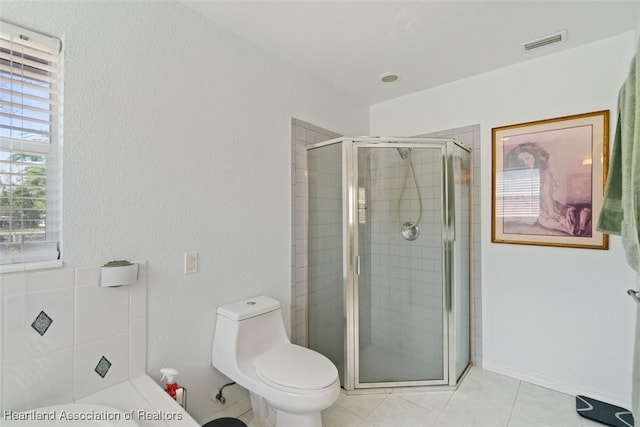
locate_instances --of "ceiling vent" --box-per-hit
[521,30,567,52]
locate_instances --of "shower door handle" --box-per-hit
[444,151,456,243]
[355,256,361,276]
[444,241,452,312]
[443,148,455,312]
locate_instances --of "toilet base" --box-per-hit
[249,392,323,427]
[274,411,321,427]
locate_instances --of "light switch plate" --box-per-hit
[185,252,198,274]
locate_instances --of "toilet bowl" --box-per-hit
[212,296,340,427]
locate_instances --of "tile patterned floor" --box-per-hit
[237,367,613,427]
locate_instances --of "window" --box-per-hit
[0,21,61,269]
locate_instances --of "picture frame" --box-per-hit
[491,110,609,249]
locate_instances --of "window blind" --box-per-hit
[0,21,61,267]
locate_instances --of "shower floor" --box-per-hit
[356,343,444,385]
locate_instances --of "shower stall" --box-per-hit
[306,137,471,390]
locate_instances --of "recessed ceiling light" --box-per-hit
[379,72,399,83]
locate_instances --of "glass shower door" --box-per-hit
[354,144,447,387]
[307,140,346,386]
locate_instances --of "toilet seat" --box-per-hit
[255,345,338,391]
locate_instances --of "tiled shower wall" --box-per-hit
[306,143,345,369]
[0,262,147,412]
[290,118,342,345]
[290,119,482,368]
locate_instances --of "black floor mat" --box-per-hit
[576,395,634,427]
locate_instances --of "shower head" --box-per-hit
[396,147,412,160]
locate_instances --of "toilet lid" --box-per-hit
[255,345,338,391]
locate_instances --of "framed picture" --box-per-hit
[491,110,609,249]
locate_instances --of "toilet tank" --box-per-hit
[217,295,281,321]
[212,296,289,371]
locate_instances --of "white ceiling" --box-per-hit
[181,1,640,105]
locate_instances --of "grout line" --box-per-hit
[335,391,391,421]
[506,380,522,426]
[361,393,390,425]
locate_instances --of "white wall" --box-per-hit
[371,32,638,406]
[1,1,368,423]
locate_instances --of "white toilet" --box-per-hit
[212,295,340,427]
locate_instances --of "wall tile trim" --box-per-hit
[1,261,148,412]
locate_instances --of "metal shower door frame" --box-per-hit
[305,136,470,391]
[346,137,461,390]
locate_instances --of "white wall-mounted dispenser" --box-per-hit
[100,260,138,287]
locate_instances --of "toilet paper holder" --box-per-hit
[100,260,138,287]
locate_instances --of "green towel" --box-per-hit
[597,49,640,274]
[599,44,640,427]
